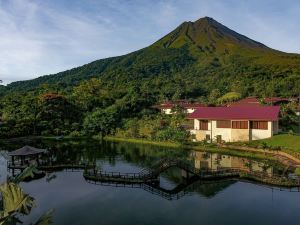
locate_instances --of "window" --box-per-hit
[216,120,231,128]
[199,120,208,130]
[250,121,268,130]
[232,121,248,129]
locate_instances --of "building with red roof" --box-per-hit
[153,100,205,114]
[188,106,280,142]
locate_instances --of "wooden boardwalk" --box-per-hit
[7,162,95,171]
[84,159,241,184]
[83,158,300,188]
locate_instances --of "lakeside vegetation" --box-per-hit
[256,134,300,152]
[227,134,300,153]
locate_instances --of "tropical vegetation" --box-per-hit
[0,17,300,141]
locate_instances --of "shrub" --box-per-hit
[154,127,189,143]
[68,131,82,137]
[295,168,300,176]
[260,142,269,150]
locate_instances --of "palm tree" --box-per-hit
[0,182,35,224]
[0,166,54,225]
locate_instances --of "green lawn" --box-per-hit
[254,134,300,152]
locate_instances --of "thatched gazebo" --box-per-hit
[9,145,47,167]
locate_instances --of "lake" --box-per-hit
[1,138,300,225]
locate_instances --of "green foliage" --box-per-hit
[115,113,190,143]
[295,168,300,176]
[1,18,300,138]
[83,106,119,135]
[0,92,81,138]
[260,142,269,150]
[72,78,112,111]
[0,167,54,225]
[11,166,40,184]
[30,209,54,225]
[208,89,221,105]
[0,183,35,222]
[217,92,242,104]
[154,127,189,143]
[279,102,299,131]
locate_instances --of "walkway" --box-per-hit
[84,158,300,187]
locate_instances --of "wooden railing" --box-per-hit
[83,158,300,187]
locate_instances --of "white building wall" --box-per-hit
[251,121,273,140]
[162,108,196,114]
[193,119,278,142]
[194,119,200,130]
[162,109,172,114]
[186,108,196,113]
[211,120,232,142]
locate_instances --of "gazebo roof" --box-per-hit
[9,145,46,156]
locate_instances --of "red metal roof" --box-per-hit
[188,106,280,121]
[264,97,289,103]
[227,97,260,107]
[228,97,290,107]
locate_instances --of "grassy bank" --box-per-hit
[103,136,181,148]
[253,134,300,153]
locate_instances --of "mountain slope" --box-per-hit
[4,17,300,97]
[155,17,269,50]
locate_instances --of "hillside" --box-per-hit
[1,17,300,139]
[3,17,300,97]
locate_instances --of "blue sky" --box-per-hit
[1,0,300,84]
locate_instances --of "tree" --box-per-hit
[83,106,119,135]
[217,92,241,104]
[38,93,80,135]
[208,89,221,105]
[73,78,111,111]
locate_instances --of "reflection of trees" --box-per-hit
[192,180,236,198]
[3,138,191,170]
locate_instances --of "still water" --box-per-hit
[1,139,300,225]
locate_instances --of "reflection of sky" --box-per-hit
[19,169,300,225]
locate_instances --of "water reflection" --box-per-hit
[0,139,300,225]
[191,151,277,175]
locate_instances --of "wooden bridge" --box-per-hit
[83,158,300,188]
[7,161,95,173]
[84,158,241,184]
[85,174,223,201]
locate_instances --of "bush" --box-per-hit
[295,168,300,176]
[68,131,83,137]
[154,127,189,143]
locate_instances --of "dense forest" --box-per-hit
[0,17,299,140]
